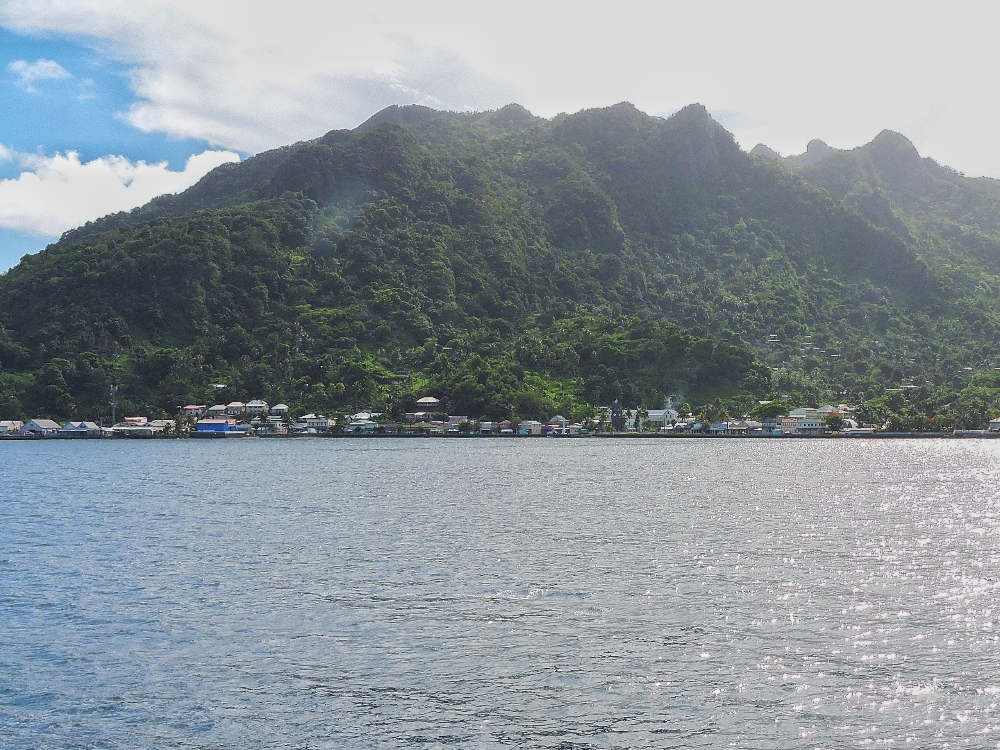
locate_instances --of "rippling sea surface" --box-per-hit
[3,438,1000,748]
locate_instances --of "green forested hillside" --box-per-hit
[1,102,999,427]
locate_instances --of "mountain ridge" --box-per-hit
[1,102,999,429]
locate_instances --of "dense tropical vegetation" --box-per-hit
[0,102,998,428]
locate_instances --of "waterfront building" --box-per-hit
[196,418,238,433]
[0,420,24,436]
[643,409,679,430]
[59,421,103,438]
[113,419,172,437]
[21,419,62,437]
[518,420,542,436]
[549,415,569,435]
[762,417,781,434]
[795,417,826,435]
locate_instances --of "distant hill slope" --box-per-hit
[1,103,999,426]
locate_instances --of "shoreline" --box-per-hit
[2,431,999,441]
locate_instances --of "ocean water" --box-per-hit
[2,437,1000,748]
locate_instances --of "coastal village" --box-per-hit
[2,396,1000,439]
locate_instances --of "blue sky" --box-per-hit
[0,17,242,271]
[0,27,213,173]
[2,1,1000,273]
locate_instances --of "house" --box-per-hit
[113,419,172,437]
[226,401,246,415]
[207,404,227,416]
[780,418,799,435]
[795,417,826,435]
[300,414,329,429]
[990,418,1000,433]
[644,409,679,430]
[181,405,206,417]
[549,415,569,435]
[22,419,64,437]
[725,421,749,436]
[245,399,269,415]
[0,420,24,436]
[59,421,103,438]
[841,418,877,435]
[257,415,287,436]
[708,421,730,435]
[725,420,763,436]
[348,420,378,433]
[270,403,290,416]
[762,417,782,435]
[415,396,441,411]
[789,407,820,419]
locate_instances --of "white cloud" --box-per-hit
[8,57,73,91]
[2,1,1000,175]
[0,148,239,236]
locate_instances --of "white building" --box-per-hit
[246,399,269,415]
[300,414,329,429]
[0,420,24,436]
[518,420,542,436]
[226,402,246,415]
[644,408,679,430]
[416,396,440,410]
[21,419,62,436]
[796,417,826,435]
[59,421,103,437]
[788,407,820,419]
[549,415,569,435]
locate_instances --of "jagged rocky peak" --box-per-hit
[865,129,922,165]
[780,138,840,168]
[750,143,783,160]
[806,139,834,158]
[671,102,711,120]
[860,129,928,192]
